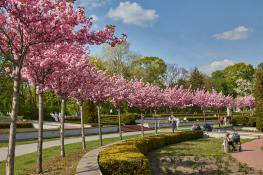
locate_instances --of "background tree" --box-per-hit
[130,56,167,87]
[189,68,205,90]
[211,70,233,95]
[165,64,188,87]
[212,63,255,96]
[99,40,139,77]
[255,64,263,131]
[234,79,254,96]
[0,69,12,114]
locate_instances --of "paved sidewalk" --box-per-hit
[232,138,263,171]
[75,142,120,175]
[0,129,171,161]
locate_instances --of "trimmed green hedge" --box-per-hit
[232,114,256,127]
[0,122,33,129]
[256,118,263,132]
[99,131,203,175]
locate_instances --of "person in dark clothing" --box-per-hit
[225,132,236,151]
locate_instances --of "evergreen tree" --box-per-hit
[189,67,205,90]
[255,64,263,131]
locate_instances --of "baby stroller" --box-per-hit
[203,123,213,132]
[231,131,242,152]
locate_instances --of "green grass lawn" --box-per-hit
[156,137,253,157]
[156,138,226,156]
[150,137,257,175]
[0,135,83,148]
[0,134,149,175]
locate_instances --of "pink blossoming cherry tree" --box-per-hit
[0,0,124,174]
[110,76,132,140]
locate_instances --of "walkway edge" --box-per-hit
[75,141,122,175]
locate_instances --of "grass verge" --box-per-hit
[0,134,147,175]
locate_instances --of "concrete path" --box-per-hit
[232,138,263,171]
[75,142,120,175]
[206,131,263,139]
[0,129,170,161]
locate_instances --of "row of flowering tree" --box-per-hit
[0,0,125,174]
[0,1,256,175]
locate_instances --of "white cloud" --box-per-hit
[213,26,251,40]
[76,0,110,9]
[200,59,235,74]
[107,1,159,26]
[90,14,99,22]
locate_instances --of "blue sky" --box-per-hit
[75,0,263,74]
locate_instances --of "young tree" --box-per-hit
[110,76,132,140]
[235,96,255,111]
[47,44,89,157]
[70,62,94,150]
[87,69,113,146]
[127,80,155,136]
[146,85,163,135]
[163,86,189,116]
[0,1,124,173]
[22,44,71,173]
[192,89,209,121]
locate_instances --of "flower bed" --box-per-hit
[98,131,203,175]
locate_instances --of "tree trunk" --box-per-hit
[202,108,206,123]
[6,66,21,175]
[141,112,144,137]
[36,93,44,174]
[154,110,158,135]
[79,102,86,150]
[97,105,102,146]
[118,107,122,140]
[60,97,66,157]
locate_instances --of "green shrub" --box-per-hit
[232,114,256,127]
[256,118,263,132]
[65,116,80,123]
[0,122,33,129]
[99,131,203,175]
[83,100,97,124]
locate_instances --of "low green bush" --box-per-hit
[232,114,256,127]
[99,131,203,175]
[65,116,80,123]
[256,118,263,131]
[0,122,33,129]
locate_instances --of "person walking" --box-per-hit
[175,117,180,130]
[169,115,177,133]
